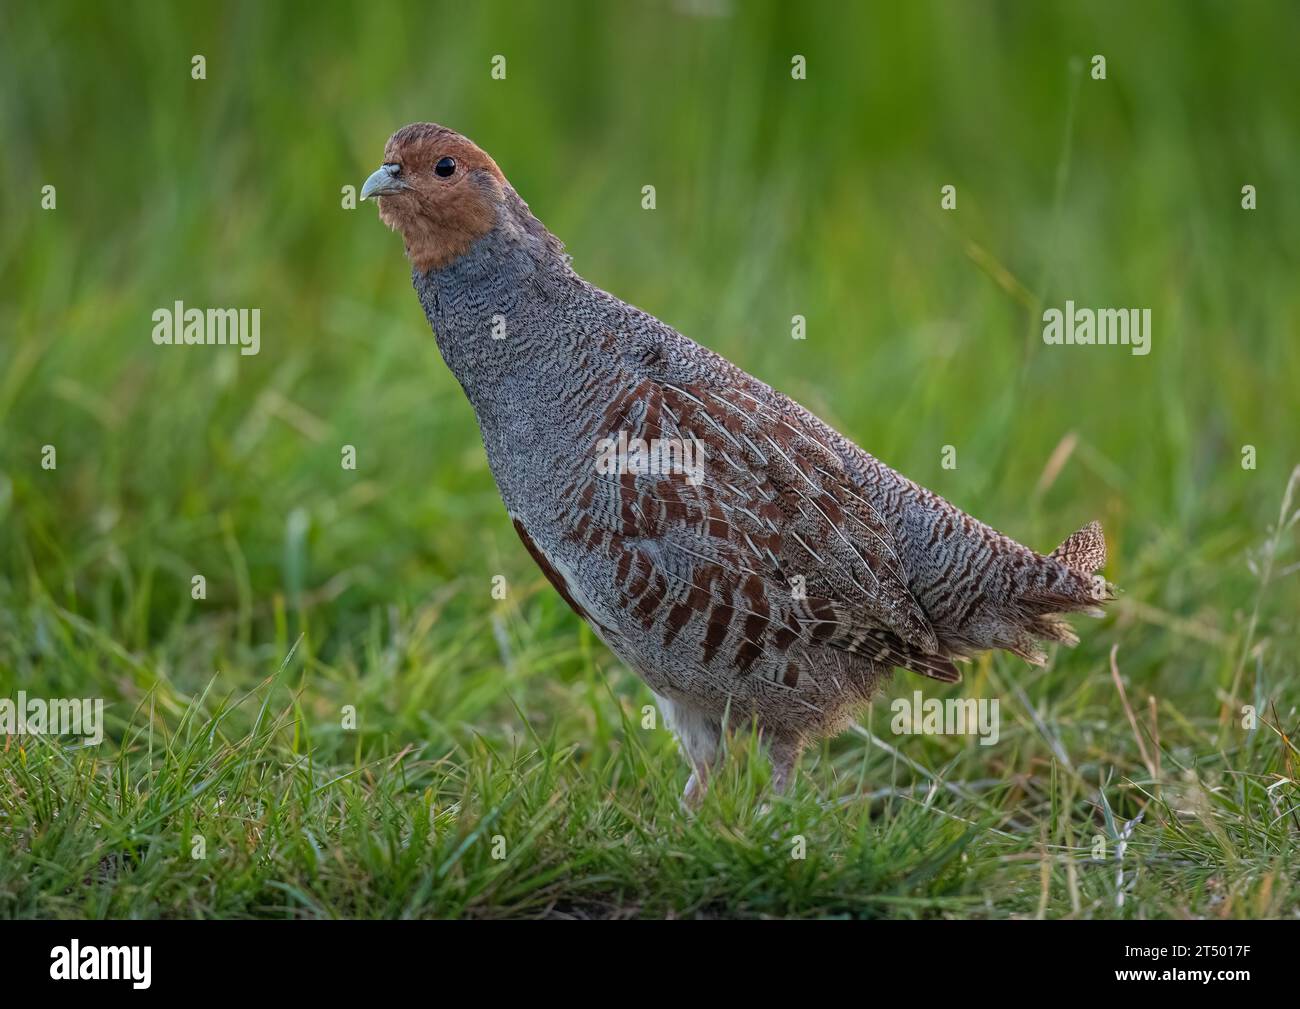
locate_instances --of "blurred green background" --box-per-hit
[1,0,1298,918]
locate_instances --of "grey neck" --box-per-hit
[411,195,591,433]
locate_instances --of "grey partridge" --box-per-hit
[361,123,1114,803]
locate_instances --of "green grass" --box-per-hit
[2,0,1299,918]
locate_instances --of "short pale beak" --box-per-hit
[360,163,408,200]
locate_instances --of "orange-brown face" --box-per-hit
[361,123,507,273]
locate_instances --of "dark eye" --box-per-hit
[435,157,456,178]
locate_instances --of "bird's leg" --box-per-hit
[655,693,721,811]
[767,735,803,796]
[679,727,722,810]
[682,765,711,809]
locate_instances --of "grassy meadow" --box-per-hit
[1,0,1298,918]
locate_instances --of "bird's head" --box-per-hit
[361,122,508,274]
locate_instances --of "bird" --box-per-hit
[361,122,1114,805]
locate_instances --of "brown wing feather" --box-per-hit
[574,374,953,683]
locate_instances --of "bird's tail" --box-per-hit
[998,520,1114,665]
[1048,519,1108,575]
